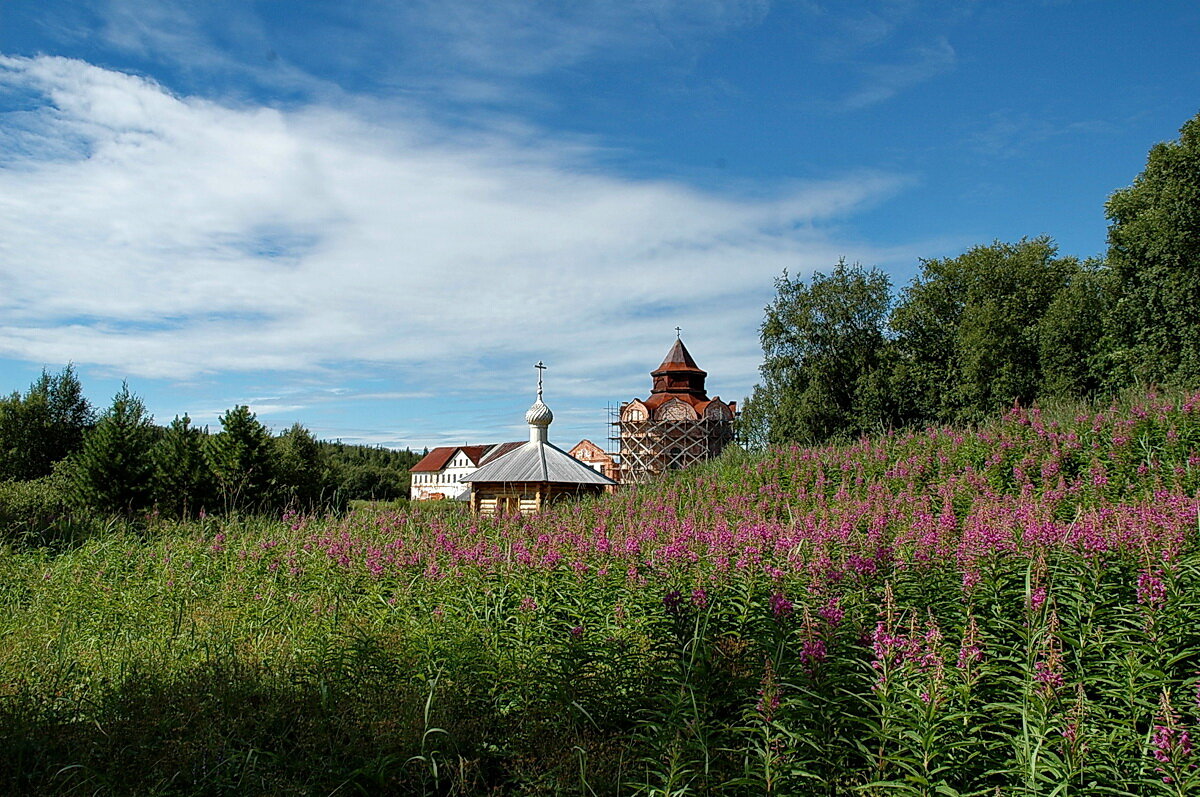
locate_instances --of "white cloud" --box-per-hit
[790,2,962,111]
[0,54,918,402]
[841,37,957,110]
[969,111,1116,158]
[75,0,772,103]
[382,0,773,77]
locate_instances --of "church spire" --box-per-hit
[524,360,553,442]
[650,336,708,398]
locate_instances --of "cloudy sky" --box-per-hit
[1,1,1198,450]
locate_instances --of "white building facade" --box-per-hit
[409,442,523,501]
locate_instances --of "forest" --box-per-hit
[0,370,421,541]
[740,111,1200,450]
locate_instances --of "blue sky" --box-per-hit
[1,1,1198,451]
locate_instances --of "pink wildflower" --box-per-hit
[769,591,793,620]
[1138,570,1167,609]
[1029,585,1047,612]
[756,659,782,721]
[1034,659,1064,695]
[817,596,844,627]
[957,613,982,669]
[801,636,827,668]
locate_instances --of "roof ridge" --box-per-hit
[653,337,705,374]
[463,439,617,486]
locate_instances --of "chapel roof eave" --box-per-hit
[463,440,617,486]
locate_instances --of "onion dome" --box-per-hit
[525,398,553,426]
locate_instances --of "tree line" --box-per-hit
[0,369,422,518]
[740,110,1200,447]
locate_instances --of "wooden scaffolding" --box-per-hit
[615,415,734,484]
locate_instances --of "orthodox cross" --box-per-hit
[535,361,546,400]
[675,326,682,339]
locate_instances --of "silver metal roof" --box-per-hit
[463,440,617,486]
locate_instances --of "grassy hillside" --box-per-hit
[3,391,1200,794]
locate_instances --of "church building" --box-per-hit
[464,363,616,515]
[567,439,619,482]
[617,336,736,483]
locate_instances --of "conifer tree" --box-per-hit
[0,365,93,481]
[72,383,155,514]
[207,405,275,512]
[43,364,93,465]
[0,388,46,481]
[152,415,214,517]
[273,422,327,510]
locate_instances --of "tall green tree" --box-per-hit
[71,383,155,514]
[273,422,328,510]
[0,389,46,481]
[0,365,93,481]
[43,364,93,466]
[890,238,1079,423]
[206,405,275,512]
[741,260,893,447]
[1105,110,1200,385]
[1038,260,1112,399]
[152,415,214,517]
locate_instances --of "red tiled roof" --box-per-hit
[411,446,458,472]
[643,392,707,411]
[412,442,525,473]
[458,445,489,465]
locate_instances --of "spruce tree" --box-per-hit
[152,415,214,517]
[207,405,275,512]
[273,422,327,510]
[0,388,47,481]
[44,364,94,465]
[0,365,94,481]
[72,384,155,514]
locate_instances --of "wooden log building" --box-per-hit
[464,363,616,515]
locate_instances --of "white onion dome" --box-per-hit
[525,398,554,426]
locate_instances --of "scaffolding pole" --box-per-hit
[614,417,733,484]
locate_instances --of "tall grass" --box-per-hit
[2,389,1200,793]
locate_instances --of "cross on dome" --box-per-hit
[525,360,554,433]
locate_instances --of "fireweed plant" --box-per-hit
[2,391,1200,794]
